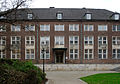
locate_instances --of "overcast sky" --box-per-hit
[30,0,120,12]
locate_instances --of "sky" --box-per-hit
[30,0,120,12]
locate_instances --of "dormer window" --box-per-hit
[57,13,62,19]
[86,13,92,20]
[28,13,33,19]
[114,14,119,20]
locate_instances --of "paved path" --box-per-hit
[46,71,116,84]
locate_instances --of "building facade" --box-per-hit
[0,8,120,64]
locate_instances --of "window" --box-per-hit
[25,24,35,31]
[40,37,50,59]
[0,25,6,32]
[98,36,107,45]
[11,49,21,59]
[55,25,64,31]
[11,25,21,31]
[0,36,6,45]
[69,36,79,45]
[40,24,50,31]
[11,36,21,45]
[25,36,35,46]
[69,24,79,31]
[0,36,6,58]
[57,13,62,19]
[84,49,93,59]
[25,49,35,59]
[28,13,33,19]
[114,14,119,20]
[98,25,107,31]
[112,36,120,45]
[86,14,92,20]
[112,25,120,31]
[84,25,94,31]
[84,36,94,45]
[112,49,120,59]
[55,36,64,45]
[98,49,107,59]
[70,49,79,59]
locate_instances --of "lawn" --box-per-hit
[80,73,120,84]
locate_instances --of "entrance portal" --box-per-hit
[53,48,67,64]
[56,50,64,63]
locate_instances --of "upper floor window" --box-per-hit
[69,24,79,31]
[40,24,50,31]
[84,25,94,31]
[11,25,21,31]
[0,25,6,32]
[112,36,120,45]
[28,13,33,19]
[86,14,92,20]
[57,13,62,19]
[11,36,21,45]
[25,36,35,46]
[25,24,35,31]
[98,25,107,31]
[55,25,64,31]
[69,36,79,45]
[84,36,94,45]
[114,14,119,20]
[98,36,107,45]
[55,36,64,45]
[112,25,120,31]
[0,36,6,45]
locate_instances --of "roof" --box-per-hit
[2,8,120,21]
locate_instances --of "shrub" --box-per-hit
[0,59,46,84]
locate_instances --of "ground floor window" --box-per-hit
[112,49,120,59]
[11,49,21,59]
[69,49,79,59]
[0,50,6,58]
[84,49,93,59]
[98,49,107,59]
[25,49,35,59]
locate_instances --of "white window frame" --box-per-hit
[11,49,21,59]
[28,13,33,19]
[0,25,6,32]
[57,13,62,19]
[114,14,119,20]
[98,36,107,45]
[98,49,107,59]
[112,36,120,45]
[0,36,6,58]
[69,49,79,60]
[84,49,93,59]
[25,49,35,59]
[40,24,50,31]
[11,36,21,45]
[69,24,79,31]
[84,36,94,45]
[84,25,94,31]
[112,25,120,31]
[25,24,35,31]
[40,36,50,59]
[54,25,64,31]
[25,36,35,46]
[112,49,120,59]
[86,14,92,20]
[69,36,79,45]
[55,36,64,45]
[11,25,21,31]
[98,25,108,31]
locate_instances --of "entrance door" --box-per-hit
[55,50,64,63]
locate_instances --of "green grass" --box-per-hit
[80,73,120,84]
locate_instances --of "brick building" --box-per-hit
[0,8,120,64]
